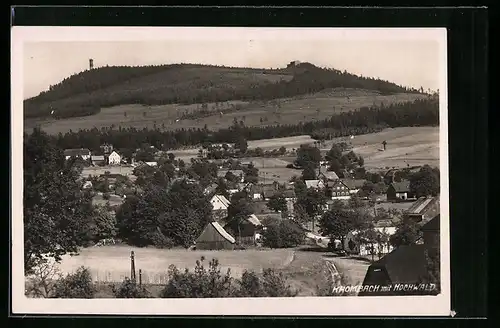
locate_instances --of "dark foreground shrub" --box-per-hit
[160,256,298,298]
[52,266,95,298]
[112,278,151,298]
[160,257,235,298]
[235,269,298,297]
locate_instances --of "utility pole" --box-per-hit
[130,251,136,282]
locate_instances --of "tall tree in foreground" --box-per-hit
[24,128,94,274]
[319,201,367,252]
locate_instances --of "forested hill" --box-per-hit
[24,62,423,119]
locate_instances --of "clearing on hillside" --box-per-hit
[321,126,439,170]
[25,90,428,135]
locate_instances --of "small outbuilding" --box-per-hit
[195,221,236,250]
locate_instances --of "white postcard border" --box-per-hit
[11,26,451,316]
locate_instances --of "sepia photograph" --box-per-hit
[11,26,450,316]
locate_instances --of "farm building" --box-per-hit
[195,221,236,250]
[250,183,279,200]
[64,148,91,161]
[218,169,245,183]
[421,214,440,250]
[305,179,325,190]
[210,194,230,211]
[223,214,263,246]
[386,180,414,201]
[327,180,351,200]
[359,213,440,296]
[91,155,106,166]
[342,227,395,257]
[318,166,339,182]
[359,244,429,296]
[340,179,366,194]
[108,151,121,165]
[405,196,440,226]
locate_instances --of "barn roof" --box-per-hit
[365,244,428,284]
[91,155,105,161]
[64,148,91,157]
[319,166,339,180]
[422,214,440,232]
[340,179,366,190]
[406,197,439,216]
[390,180,411,193]
[197,221,236,244]
[305,180,323,189]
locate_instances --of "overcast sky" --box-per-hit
[20,28,444,99]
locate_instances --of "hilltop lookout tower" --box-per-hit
[89,58,94,70]
[287,60,302,68]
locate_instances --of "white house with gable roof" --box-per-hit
[108,151,121,165]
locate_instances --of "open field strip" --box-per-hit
[25,92,428,135]
[55,246,295,284]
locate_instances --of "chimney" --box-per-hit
[89,58,94,70]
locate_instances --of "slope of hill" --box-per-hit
[24,62,422,120]
[25,89,428,135]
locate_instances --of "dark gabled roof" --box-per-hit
[390,180,411,193]
[319,166,340,180]
[64,148,91,157]
[422,214,440,232]
[251,184,276,194]
[367,244,428,284]
[263,189,279,198]
[340,179,366,190]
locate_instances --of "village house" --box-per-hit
[359,213,440,296]
[210,194,231,219]
[223,214,263,247]
[144,161,158,167]
[107,151,122,165]
[305,179,325,190]
[386,180,414,201]
[340,179,366,194]
[327,179,352,200]
[318,166,339,182]
[405,196,440,226]
[91,155,106,166]
[250,182,280,200]
[64,148,91,161]
[195,221,236,250]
